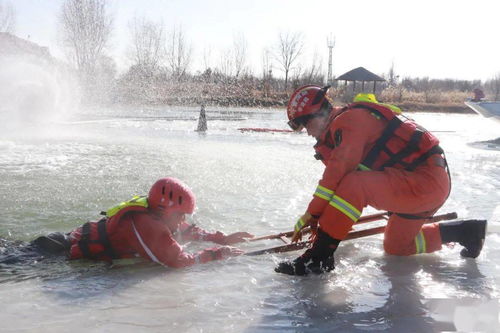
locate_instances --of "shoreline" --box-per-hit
[108,99,475,114]
[395,102,473,114]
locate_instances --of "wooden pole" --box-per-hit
[245,212,457,256]
[249,212,389,242]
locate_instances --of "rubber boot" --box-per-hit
[275,229,340,276]
[439,219,487,258]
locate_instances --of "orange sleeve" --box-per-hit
[307,109,376,215]
[128,218,193,267]
[130,216,226,268]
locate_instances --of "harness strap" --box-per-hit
[380,130,423,169]
[77,219,118,260]
[78,222,93,259]
[392,212,435,220]
[406,145,444,171]
[361,117,402,169]
[97,218,118,259]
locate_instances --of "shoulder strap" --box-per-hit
[379,129,424,169]
[78,222,93,258]
[361,117,402,169]
[97,218,118,259]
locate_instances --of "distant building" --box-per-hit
[336,67,386,93]
[0,32,53,62]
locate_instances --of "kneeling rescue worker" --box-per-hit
[275,85,487,276]
[32,177,253,268]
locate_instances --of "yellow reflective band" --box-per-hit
[314,185,334,201]
[357,163,371,171]
[294,217,306,233]
[415,231,427,254]
[329,195,361,222]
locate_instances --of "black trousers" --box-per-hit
[31,232,71,255]
[0,233,70,265]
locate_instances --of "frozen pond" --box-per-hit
[0,106,499,332]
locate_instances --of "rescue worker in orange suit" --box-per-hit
[275,85,487,276]
[24,177,253,268]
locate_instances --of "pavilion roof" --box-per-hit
[336,67,385,82]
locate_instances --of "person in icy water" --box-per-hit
[22,177,253,268]
[275,85,487,276]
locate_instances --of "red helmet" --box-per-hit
[148,177,196,215]
[287,85,332,131]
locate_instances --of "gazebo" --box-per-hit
[336,67,385,93]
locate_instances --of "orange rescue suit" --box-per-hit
[308,102,450,255]
[68,206,227,267]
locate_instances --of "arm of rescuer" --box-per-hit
[177,220,254,245]
[128,215,243,268]
[292,109,380,241]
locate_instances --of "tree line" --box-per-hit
[2,0,500,107]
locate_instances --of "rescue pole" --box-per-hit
[245,212,457,256]
[343,211,457,240]
[249,211,390,243]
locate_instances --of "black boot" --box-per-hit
[439,219,487,258]
[275,229,340,276]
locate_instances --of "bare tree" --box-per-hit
[0,0,15,33]
[217,48,233,79]
[202,45,212,72]
[301,50,323,84]
[274,31,304,90]
[128,16,164,76]
[232,32,247,79]
[93,54,117,103]
[262,47,273,79]
[488,73,500,100]
[59,0,112,79]
[290,64,303,88]
[261,47,274,97]
[387,61,398,87]
[166,25,192,80]
[214,34,248,80]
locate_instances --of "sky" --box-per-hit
[9,0,500,81]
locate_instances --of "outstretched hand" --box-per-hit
[222,232,255,245]
[219,246,245,258]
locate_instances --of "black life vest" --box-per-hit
[75,196,149,260]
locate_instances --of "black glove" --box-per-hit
[275,228,340,276]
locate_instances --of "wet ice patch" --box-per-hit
[425,298,500,332]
